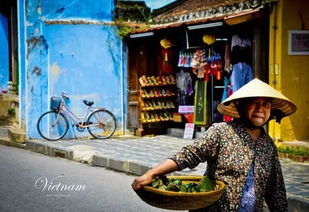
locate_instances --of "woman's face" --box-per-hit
[242,97,272,127]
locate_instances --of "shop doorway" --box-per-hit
[126,17,269,136]
[126,36,157,130]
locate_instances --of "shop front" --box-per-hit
[125,0,272,137]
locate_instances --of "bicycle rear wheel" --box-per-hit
[87,109,116,139]
[37,111,69,141]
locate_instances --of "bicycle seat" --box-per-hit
[83,100,94,107]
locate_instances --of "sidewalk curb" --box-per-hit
[0,137,25,149]
[92,155,150,176]
[25,140,73,159]
[25,140,152,176]
[20,140,309,211]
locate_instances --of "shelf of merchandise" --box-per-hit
[136,75,177,135]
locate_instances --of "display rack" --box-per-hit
[136,75,176,136]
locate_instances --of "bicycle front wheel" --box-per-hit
[87,109,116,139]
[37,111,69,141]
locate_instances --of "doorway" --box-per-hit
[0,0,19,94]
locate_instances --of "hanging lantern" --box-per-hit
[160,38,174,49]
[202,34,216,45]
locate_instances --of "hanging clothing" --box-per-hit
[231,34,252,65]
[224,43,231,72]
[231,34,251,49]
[178,51,194,68]
[221,76,233,102]
[221,75,233,122]
[231,62,253,92]
[176,70,193,105]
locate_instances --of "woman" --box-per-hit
[132,78,297,211]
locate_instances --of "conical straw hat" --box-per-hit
[217,78,297,119]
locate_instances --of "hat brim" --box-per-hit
[217,78,297,119]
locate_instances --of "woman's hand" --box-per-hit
[131,159,179,190]
[131,173,153,190]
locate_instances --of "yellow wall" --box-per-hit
[269,0,309,141]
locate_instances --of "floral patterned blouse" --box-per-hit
[169,121,288,211]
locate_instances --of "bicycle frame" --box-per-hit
[58,100,95,128]
[38,92,117,140]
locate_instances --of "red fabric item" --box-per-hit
[183,113,194,123]
[158,48,173,75]
[223,115,233,122]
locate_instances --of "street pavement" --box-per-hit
[24,135,309,210]
[0,145,173,212]
[1,133,309,211]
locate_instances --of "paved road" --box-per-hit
[0,145,176,212]
[24,135,309,211]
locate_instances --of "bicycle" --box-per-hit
[37,92,117,141]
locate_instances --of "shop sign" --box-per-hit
[178,105,194,114]
[194,80,207,125]
[183,123,195,139]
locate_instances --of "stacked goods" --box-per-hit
[139,75,176,87]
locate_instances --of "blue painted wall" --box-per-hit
[0,13,9,92]
[22,0,126,138]
[17,0,27,122]
[41,0,113,20]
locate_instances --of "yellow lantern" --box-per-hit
[160,39,174,49]
[203,34,216,45]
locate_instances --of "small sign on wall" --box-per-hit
[288,30,309,55]
[183,123,195,139]
[178,105,194,113]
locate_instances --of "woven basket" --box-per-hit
[135,176,226,210]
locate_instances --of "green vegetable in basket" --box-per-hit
[152,175,168,190]
[180,183,197,192]
[166,179,182,191]
[151,176,215,193]
[194,176,215,192]
[166,182,180,191]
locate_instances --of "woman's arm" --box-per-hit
[131,159,179,190]
[132,123,222,190]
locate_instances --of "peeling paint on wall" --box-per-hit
[106,28,121,78]
[41,0,113,21]
[44,19,114,25]
[24,0,124,138]
[50,62,61,81]
[56,8,65,13]
[37,6,41,14]
[32,66,41,76]
[26,35,48,58]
